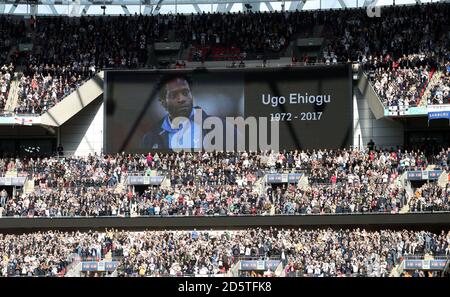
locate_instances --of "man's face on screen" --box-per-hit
[163,78,194,119]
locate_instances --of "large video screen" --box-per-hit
[104,65,352,153]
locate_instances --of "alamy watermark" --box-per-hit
[168,113,280,152]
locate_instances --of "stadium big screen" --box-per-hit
[104,64,352,152]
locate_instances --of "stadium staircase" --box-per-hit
[40,71,104,127]
[113,174,128,195]
[425,164,437,171]
[64,262,82,277]
[398,171,408,188]
[109,270,118,277]
[23,178,35,195]
[5,72,20,112]
[420,70,441,106]
[147,44,157,67]
[400,174,413,214]
[357,72,385,119]
[443,259,450,276]
[253,175,267,196]
[416,69,435,106]
[63,254,83,277]
[226,262,239,277]
[179,44,192,61]
[437,170,449,188]
[276,263,286,277]
[297,175,309,190]
[389,262,403,277]
[160,174,171,189]
[399,203,410,214]
[4,169,18,177]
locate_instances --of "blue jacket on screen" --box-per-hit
[141,106,237,151]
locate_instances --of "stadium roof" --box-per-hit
[0,0,444,16]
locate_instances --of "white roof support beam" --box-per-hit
[40,0,59,14]
[110,0,130,14]
[216,3,226,12]
[153,0,163,14]
[8,0,19,14]
[121,4,130,14]
[225,3,233,11]
[363,0,378,7]
[30,3,38,15]
[192,3,201,13]
[338,0,347,8]
[143,4,152,14]
[70,0,81,16]
[81,4,91,15]
[264,1,274,11]
[289,1,305,11]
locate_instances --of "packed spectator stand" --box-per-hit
[368,54,433,107]
[14,64,90,114]
[427,68,450,105]
[0,148,448,218]
[1,3,450,280]
[0,3,449,114]
[1,228,449,277]
[409,182,450,212]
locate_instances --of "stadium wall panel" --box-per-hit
[0,213,449,233]
[59,99,103,156]
[352,86,403,149]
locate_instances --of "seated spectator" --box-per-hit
[0,148,447,218]
[1,228,449,277]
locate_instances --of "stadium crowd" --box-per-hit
[2,147,445,178]
[0,148,448,217]
[14,64,90,114]
[0,4,449,281]
[427,70,450,105]
[0,17,22,72]
[409,182,450,212]
[369,63,430,107]
[329,3,449,108]
[0,3,447,113]
[0,182,409,217]
[1,228,449,277]
[0,64,13,111]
